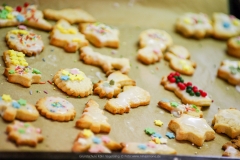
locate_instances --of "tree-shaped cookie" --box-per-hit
[158,99,203,118]
[168,114,215,146]
[217,60,240,85]
[80,46,130,74]
[53,68,93,97]
[6,120,43,147]
[50,19,88,52]
[72,129,122,153]
[0,3,52,31]
[3,50,41,87]
[161,72,212,107]
[76,99,111,133]
[121,142,176,154]
[212,108,240,138]
[93,71,136,98]
[175,12,213,39]
[164,45,196,76]
[104,86,150,114]
[80,22,119,48]
[0,94,39,121]
[212,13,240,40]
[6,29,44,56]
[137,29,172,65]
[36,97,76,122]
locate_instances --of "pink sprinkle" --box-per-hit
[101,136,110,143]
[36,128,41,133]
[18,25,27,30]
[44,91,48,94]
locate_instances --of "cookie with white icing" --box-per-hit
[137,45,163,65]
[93,71,136,99]
[53,68,93,97]
[175,12,213,39]
[161,72,212,107]
[158,99,203,118]
[50,19,89,52]
[212,13,240,40]
[168,114,215,147]
[6,29,44,56]
[3,50,42,87]
[121,142,176,154]
[6,120,43,147]
[0,94,39,121]
[104,86,150,114]
[43,8,95,24]
[0,3,52,31]
[72,129,122,153]
[36,97,76,122]
[76,99,111,133]
[227,36,240,58]
[222,136,240,157]
[80,22,119,48]
[212,108,240,138]
[80,46,130,74]
[217,60,240,85]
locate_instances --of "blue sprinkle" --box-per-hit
[60,75,69,81]
[12,102,20,109]
[138,144,147,150]
[92,137,102,144]
[223,22,230,28]
[16,14,25,22]
[152,133,162,139]
[166,132,175,139]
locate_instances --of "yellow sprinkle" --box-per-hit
[233,19,240,26]
[69,74,75,81]
[20,61,28,66]
[11,60,20,65]
[183,65,190,71]
[72,38,81,43]
[75,75,84,81]
[2,94,12,102]
[68,28,76,34]
[17,52,25,57]
[9,50,16,56]
[154,138,161,144]
[7,14,14,19]
[83,129,93,138]
[62,70,69,75]
[154,120,163,127]
[5,6,13,12]
[11,30,28,35]
[184,18,191,24]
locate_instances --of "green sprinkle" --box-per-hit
[8,69,15,74]
[32,68,41,74]
[191,105,199,112]
[170,102,178,107]
[24,123,30,127]
[18,129,25,134]
[109,79,115,85]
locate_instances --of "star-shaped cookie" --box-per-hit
[212,108,240,138]
[6,120,43,147]
[168,114,215,146]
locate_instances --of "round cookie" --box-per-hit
[227,36,240,58]
[6,29,44,56]
[53,68,93,97]
[36,96,76,122]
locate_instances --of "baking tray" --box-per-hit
[0,0,239,159]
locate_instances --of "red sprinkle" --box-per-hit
[16,6,22,12]
[169,77,176,83]
[178,82,186,90]
[24,2,29,7]
[174,72,180,76]
[201,91,207,97]
[186,82,192,86]
[47,80,53,84]
[44,91,48,94]
[39,81,46,84]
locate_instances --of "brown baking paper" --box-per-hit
[0,0,238,157]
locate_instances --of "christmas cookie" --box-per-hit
[212,13,240,40]
[137,45,163,65]
[0,94,39,121]
[3,50,41,87]
[227,36,240,58]
[72,129,122,153]
[6,120,43,147]
[160,72,212,107]
[6,29,44,56]
[53,68,93,97]
[165,45,190,60]
[217,60,240,85]
[50,19,88,52]
[158,99,203,118]
[93,71,136,98]
[212,108,240,138]
[80,46,130,74]
[168,114,215,147]
[80,22,119,48]
[36,97,76,122]
[121,142,176,154]
[222,136,240,157]
[43,8,95,24]
[0,3,52,31]
[104,86,150,114]
[76,99,111,133]
[175,12,213,39]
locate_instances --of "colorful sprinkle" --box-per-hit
[12,101,20,109]
[18,99,26,106]
[92,137,102,144]
[2,94,12,101]
[138,144,147,150]
[151,133,162,139]
[144,128,155,135]
[166,132,175,139]
[154,120,163,127]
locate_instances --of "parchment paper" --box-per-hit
[0,0,238,157]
